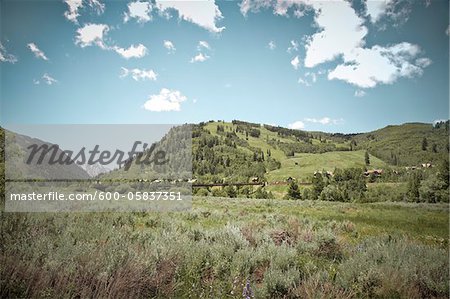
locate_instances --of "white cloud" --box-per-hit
[114,44,147,59]
[124,1,152,23]
[415,57,432,68]
[64,0,83,23]
[268,40,276,50]
[290,56,300,70]
[303,0,367,68]
[240,0,428,89]
[354,90,366,97]
[75,23,109,49]
[35,73,58,85]
[156,0,225,33]
[120,67,157,81]
[304,117,343,125]
[240,0,272,16]
[143,88,187,112]
[197,40,210,50]
[163,40,176,53]
[190,52,209,63]
[366,0,393,23]
[287,40,299,53]
[64,0,104,23]
[328,43,428,88]
[192,98,198,104]
[366,0,412,28]
[288,121,305,130]
[0,43,17,63]
[27,43,48,60]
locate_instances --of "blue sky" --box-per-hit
[0,0,448,133]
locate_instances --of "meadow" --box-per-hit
[1,197,448,298]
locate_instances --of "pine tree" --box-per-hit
[365,151,370,165]
[287,181,302,200]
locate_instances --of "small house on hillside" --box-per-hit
[364,169,383,177]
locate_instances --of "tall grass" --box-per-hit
[1,198,448,298]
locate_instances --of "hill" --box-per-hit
[193,120,448,184]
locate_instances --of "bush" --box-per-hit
[195,188,209,196]
[419,174,447,203]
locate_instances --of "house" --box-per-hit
[364,169,383,176]
[421,163,432,168]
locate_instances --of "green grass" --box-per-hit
[1,197,448,298]
[267,150,387,182]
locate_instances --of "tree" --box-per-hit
[438,157,449,189]
[286,181,302,200]
[224,185,237,198]
[365,151,370,165]
[422,137,428,151]
[312,173,325,199]
[432,143,438,153]
[407,172,422,202]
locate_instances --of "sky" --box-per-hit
[0,0,449,133]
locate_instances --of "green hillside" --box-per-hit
[353,122,449,166]
[267,150,387,182]
[195,120,448,184]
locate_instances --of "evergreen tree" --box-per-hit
[438,157,449,189]
[286,181,302,200]
[312,173,325,199]
[365,151,370,165]
[407,172,422,202]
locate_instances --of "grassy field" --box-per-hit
[2,197,448,298]
[267,150,387,182]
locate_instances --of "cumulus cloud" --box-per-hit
[288,121,305,130]
[120,67,157,81]
[156,0,225,33]
[74,24,148,59]
[328,42,428,88]
[114,44,147,59]
[366,0,393,23]
[190,52,210,63]
[240,0,429,89]
[303,1,368,68]
[35,73,58,85]
[143,88,187,112]
[354,90,366,97]
[75,23,109,49]
[291,56,300,70]
[124,1,152,23]
[163,40,176,53]
[0,43,17,63]
[240,0,272,16]
[268,40,276,50]
[27,43,48,60]
[63,0,104,23]
[366,0,412,27]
